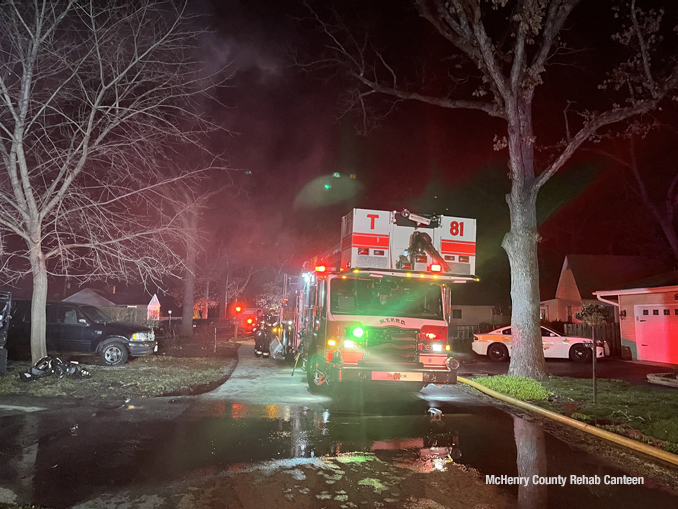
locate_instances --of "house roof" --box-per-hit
[618,270,678,290]
[63,287,154,306]
[62,288,116,306]
[593,271,678,297]
[563,255,665,298]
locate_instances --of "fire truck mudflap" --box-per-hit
[297,208,475,393]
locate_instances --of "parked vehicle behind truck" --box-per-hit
[293,208,478,393]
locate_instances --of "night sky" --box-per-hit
[190,0,678,305]
[6,0,677,305]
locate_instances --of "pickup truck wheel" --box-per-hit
[488,343,509,362]
[307,354,330,394]
[569,344,591,363]
[101,341,128,366]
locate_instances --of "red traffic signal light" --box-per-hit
[234,305,242,313]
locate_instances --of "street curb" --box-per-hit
[457,376,678,468]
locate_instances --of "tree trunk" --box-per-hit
[513,415,548,509]
[180,243,196,337]
[658,217,678,264]
[503,101,548,380]
[29,246,48,364]
[503,192,547,379]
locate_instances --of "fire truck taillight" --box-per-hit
[344,340,355,348]
[315,265,326,272]
[430,264,442,272]
[327,339,337,347]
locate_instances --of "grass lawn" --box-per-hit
[474,375,678,454]
[0,352,237,399]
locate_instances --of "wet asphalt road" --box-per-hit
[1,344,678,508]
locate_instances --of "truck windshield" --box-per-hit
[330,277,443,319]
[80,305,111,323]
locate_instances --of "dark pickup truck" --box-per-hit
[7,300,157,366]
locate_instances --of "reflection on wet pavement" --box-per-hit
[0,389,676,508]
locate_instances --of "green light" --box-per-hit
[324,184,331,189]
[352,327,364,338]
[332,172,340,178]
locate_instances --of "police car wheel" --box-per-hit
[569,344,591,363]
[487,343,509,362]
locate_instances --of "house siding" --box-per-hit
[448,305,509,327]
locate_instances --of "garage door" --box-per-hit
[634,305,678,364]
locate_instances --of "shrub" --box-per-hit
[475,375,551,401]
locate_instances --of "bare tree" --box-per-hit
[588,122,678,264]
[0,1,225,362]
[304,0,678,378]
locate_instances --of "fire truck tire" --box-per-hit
[306,354,330,394]
[0,348,7,376]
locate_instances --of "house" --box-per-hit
[448,281,510,339]
[594,271,678,364]
[63,288,161,322]
[539,255,665,323]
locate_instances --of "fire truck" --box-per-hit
[293,208,478,393]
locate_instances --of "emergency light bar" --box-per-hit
[337,268,478,283]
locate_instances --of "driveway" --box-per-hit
[458,353,675,385]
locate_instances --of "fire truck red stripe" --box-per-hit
[441,240,476,255]
[351,233,390,249]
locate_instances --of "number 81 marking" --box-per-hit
[450,221,464,236]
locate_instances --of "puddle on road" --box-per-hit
[1,394,677,508]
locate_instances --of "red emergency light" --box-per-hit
[315,265,326,272]
[234,305,242,313]
[421,331,443,340]
[247,318,253,324]
[430,264,442,272]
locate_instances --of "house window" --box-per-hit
[452,309,462,320]
[540,307,548,321]
[664,309,670,316]
[643,310,649,315]
[653,309,659,315]
[567,306,572,321]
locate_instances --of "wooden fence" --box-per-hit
[564,323,622,356]
[100,306,159,329]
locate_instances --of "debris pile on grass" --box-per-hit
[0,355,236,399]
